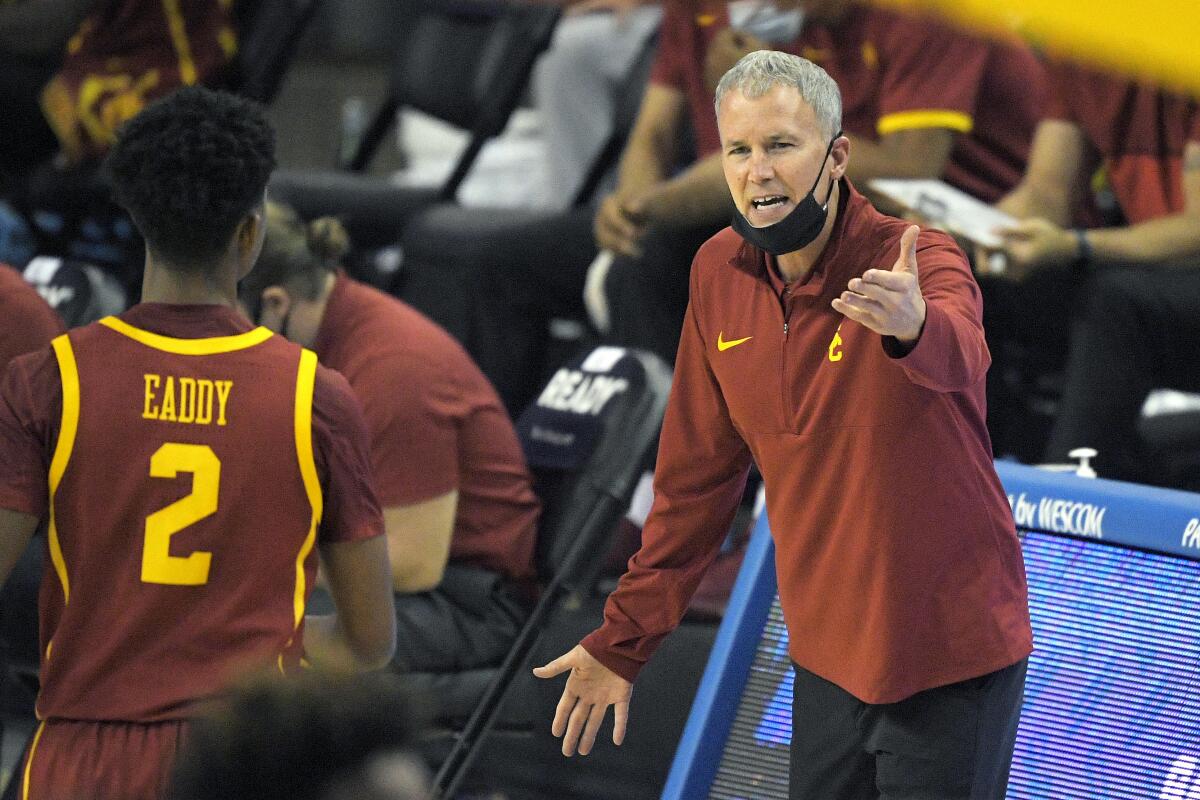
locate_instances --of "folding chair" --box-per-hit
[428,345,672,800]
[267,0,561,251]
[229,0,324,105]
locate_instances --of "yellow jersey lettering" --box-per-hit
[142,374,161,419]
[828,326,844,362]
[176,377,197,424]
[159,376,177,421]
[141,375,232,426]
[215,380,232,426]
[194,380,214,425]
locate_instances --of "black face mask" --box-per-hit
[730,132,841,256]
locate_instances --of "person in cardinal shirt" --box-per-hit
[535,51,1032,800]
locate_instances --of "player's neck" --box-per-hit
[140,255,240,309]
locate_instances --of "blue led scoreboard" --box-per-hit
[664,462,1200,800]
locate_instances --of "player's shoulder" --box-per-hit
[2,341,62,395]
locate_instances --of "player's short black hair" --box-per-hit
[104,86,276,271]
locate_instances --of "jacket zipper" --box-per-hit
[778,286,790,427]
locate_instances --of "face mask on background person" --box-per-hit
[728,1,805,44]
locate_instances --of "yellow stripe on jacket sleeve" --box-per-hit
[876,109,974,137]
[292,349,323,630]
[47,335,80,606]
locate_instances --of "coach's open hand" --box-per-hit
[831,224,927,346]
[534,644,633,757]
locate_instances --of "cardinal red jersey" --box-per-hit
[0,303,382,723]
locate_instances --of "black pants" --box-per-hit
[389,565,530,722]
[790,659,1027,800]
[977,269,1083,462]
[308,565,530,722]
[605,220,724,365]
[1044,266,1200,483]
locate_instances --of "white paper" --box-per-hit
[868,178,1018,250]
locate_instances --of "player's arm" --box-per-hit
[308,535,396,670]
[995,119,1092,226]
[847,127,958,185]
[305,367,396,670]
[634,151,735,232]
[1079,141,1200,265]
[596,84,688,256]
[0,509,38,588]
[383,490,457,594]
[0,352,57,585]
[997,133,1200,272]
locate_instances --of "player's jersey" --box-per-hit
[36,315,324,722]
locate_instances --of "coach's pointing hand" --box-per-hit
[831,224,927,346]
[534,644,633,757]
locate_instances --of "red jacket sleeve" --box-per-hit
[581,260,753,683]
[883,231,991,392]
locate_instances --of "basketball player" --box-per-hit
[0,86,395,799]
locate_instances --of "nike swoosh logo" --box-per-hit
[717,332,753,352]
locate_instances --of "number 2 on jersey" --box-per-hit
[142,443,219,585]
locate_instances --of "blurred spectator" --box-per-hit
[242,205,542,720]
[593,0,1044,363]
[988,60,1200,483]
[0,261,63,372]
[169,672,431,800]
[3,0,239,305]
[0,264,63,706]
[533,0,662,207]
[37,0,235,168]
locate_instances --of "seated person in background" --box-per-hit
[3,0,239,301]
[532,0,662,208]
[170,672,430,800]
[986,59,1200,484]
[0,87,395,799]
[36,0,236,168]
[596,0,1044,363]
[242,205,542,719]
